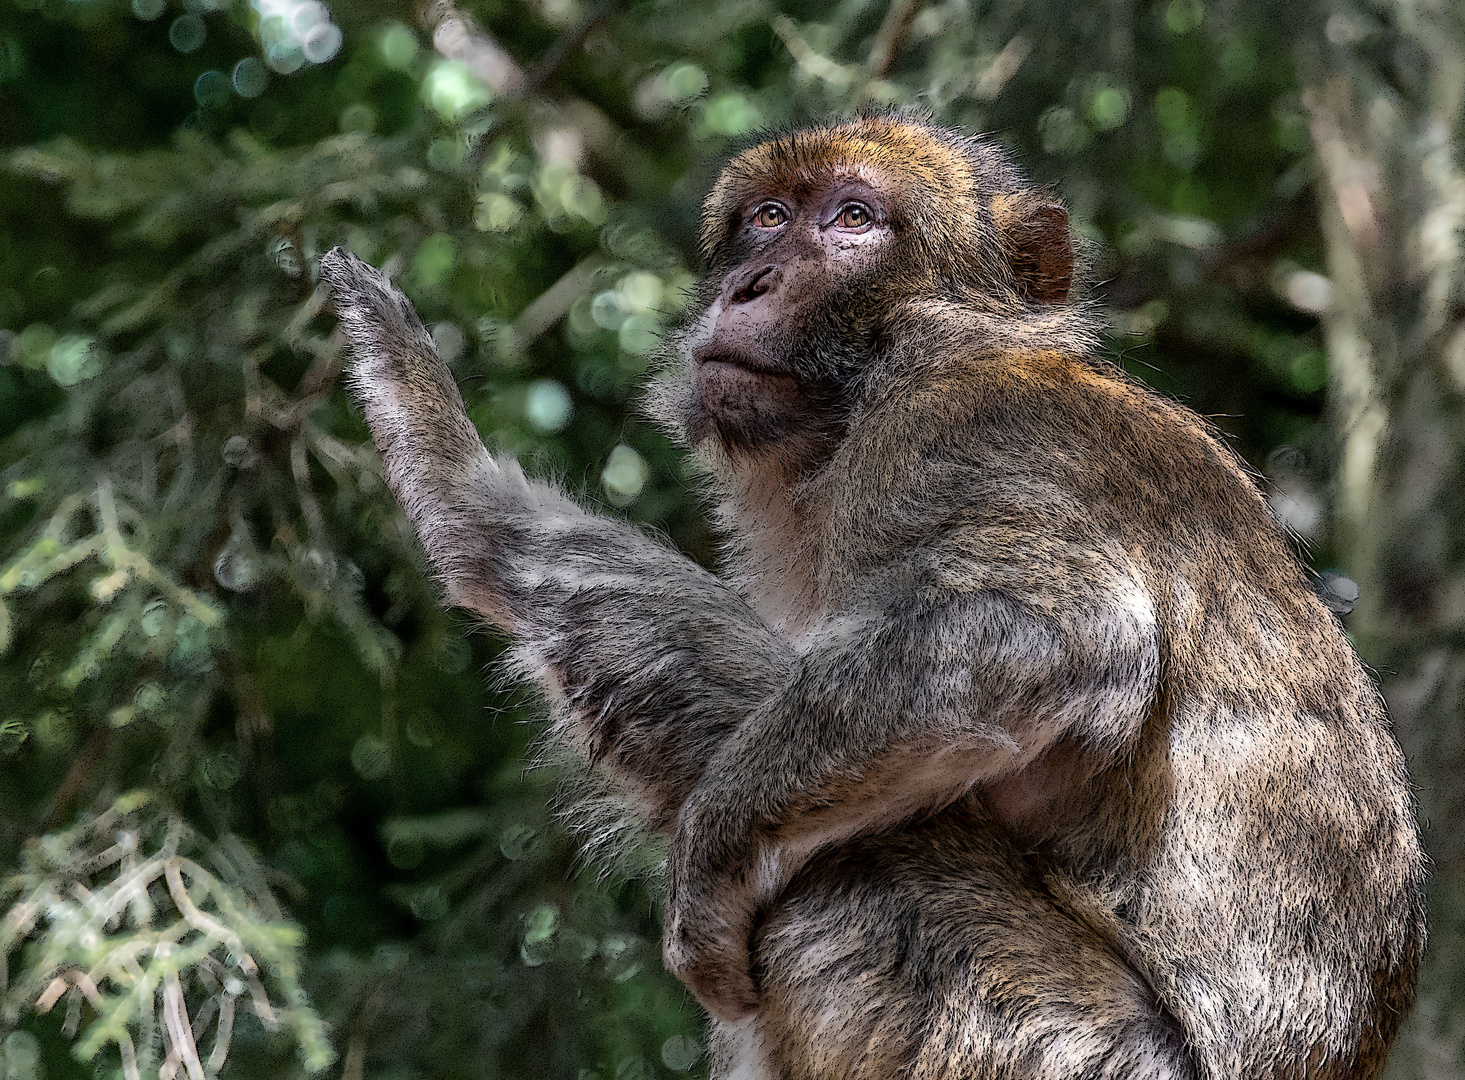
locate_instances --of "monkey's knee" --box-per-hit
[736,814,1197,1080]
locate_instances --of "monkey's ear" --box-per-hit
[992,195,1074,304]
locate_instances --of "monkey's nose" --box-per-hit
[728,264,780,305]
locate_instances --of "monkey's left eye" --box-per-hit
[835,204,873,229]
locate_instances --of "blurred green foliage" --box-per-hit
[0,0,1397,1078]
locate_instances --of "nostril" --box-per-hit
[731,264,780,304]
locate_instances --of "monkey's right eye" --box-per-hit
[752,203,789,229]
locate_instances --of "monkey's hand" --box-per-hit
[664,826,761,1021]
[663,560,1161,1021]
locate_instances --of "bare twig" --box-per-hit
[973,35,1032,101]
[41,727,111,831]
[865,0,925,81]
[340,988,386,1080]
[436,0,613,170]
[512,254,607,345]
[422,0,526,96]
[524,6,610,90]
[771,16,856,89]
[162,968,206,1080]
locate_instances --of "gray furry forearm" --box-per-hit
[321,247,792,824]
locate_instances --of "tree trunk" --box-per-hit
[1304,4,1465,1074]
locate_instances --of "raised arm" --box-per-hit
[321,248,792,828]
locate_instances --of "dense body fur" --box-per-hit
[321,114,1425,1079]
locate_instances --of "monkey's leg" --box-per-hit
[321,248,793,828]
[733,800,1196,1080]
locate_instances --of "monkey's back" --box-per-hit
[787,347,1427,1079]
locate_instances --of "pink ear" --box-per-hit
[994,197,1074,304]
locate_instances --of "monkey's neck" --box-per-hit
[714,455,831,643]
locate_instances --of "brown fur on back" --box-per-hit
[737,336,1425,1078]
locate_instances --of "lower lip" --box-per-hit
[697,358,788,379]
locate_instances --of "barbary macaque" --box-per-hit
[320,113,1425,1080]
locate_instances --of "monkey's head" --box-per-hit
[654,114,1078,465]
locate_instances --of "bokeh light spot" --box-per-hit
[16,324,55,370]
[134,681,167,712]
[410,884,448,921]
[663,62,708,102]
[1220,38,1258,83]
[703,93,762,136]
[213,532,259,592]
[602,444,648,506]
[1038,106,1090,154]
[3,1032,40,1080]
[1089,86,1130,131]
[520,903,559,964]
[193,70,231,110]
[413,234,456,289]
[562,176,605,223]
[255,0,343,70]
[379,22,419,71]
[267,42,306,75]
[168,15,206,54]
[232,57,269,98]
[619,272,663,312]
[351,734,391,779]
[423,60,491,121]
[131,0,166,20]
[222,435,260,469]
[618,313,660,356]
[474,191,523,232]
[302,23,342,63]
[525,379,573,433]
[139,601,167,638]
[430,321,464,365]
[47,335,100,386]
[1317,571,1360,615]
[591,291,623,330]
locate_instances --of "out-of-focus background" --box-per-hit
[0,0,1461,1077]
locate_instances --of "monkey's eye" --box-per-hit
[835,203,873,230]
[752,203,788,229]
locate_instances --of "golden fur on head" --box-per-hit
[699,113,1047,303]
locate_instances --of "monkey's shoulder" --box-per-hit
[819,347,1332,634]
[840,348,1268,538]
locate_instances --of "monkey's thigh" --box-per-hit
[739,799,1195,1080]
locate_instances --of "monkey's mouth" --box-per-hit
[693,349,791,381]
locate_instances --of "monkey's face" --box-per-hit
[655,115,1076,464]
[675,172,897,457]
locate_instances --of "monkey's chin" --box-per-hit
[694,360,803,451]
